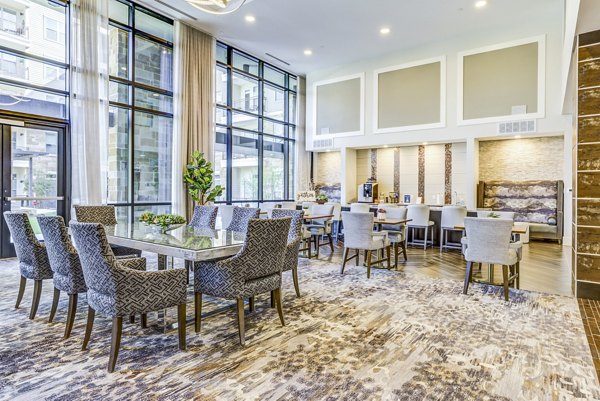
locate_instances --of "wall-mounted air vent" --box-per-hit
[497,119,536,135]
[312,138,334,150]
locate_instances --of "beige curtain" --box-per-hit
[296,77,311,194]
[172,22,215,220]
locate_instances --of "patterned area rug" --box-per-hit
[0,256,598,400]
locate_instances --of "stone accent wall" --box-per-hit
[418,145,425,199]
[444,144,452,204]
[316,151,342,202]
[479,136,564,182]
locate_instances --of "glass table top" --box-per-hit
[104,223,246,252]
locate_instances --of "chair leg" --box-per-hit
[307,239,312,259]
[516,262,520,289]
[401,241,408,261]
[177,303,186,351]
[236,298,245,346]
[194,292,202,333]
[440,228,443,251]
[424,227,428,250]
[292,268,301,297]
[248,296,255,312]
[82,306,95,350]
[140,313,148,329]
[129,315,135,324]
[327,234,334,252]
[185,260,191,285]
[393,243,399,267]
[502,265,509,302]
[355,249,360,266]
[341,247,350,274]
[64,293,78,339]
[386,246,391,268]
[49,288,60,323]
[463,261,473,295]
[366,251,372,279]
[15,276,26,309]
[108,316,123,373]
[274,287,285,326]
[316,235,320,258]
[29,280,42,320]
[270,291,275,308]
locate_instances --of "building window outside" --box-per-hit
[44,16,64,44]
[107,0,174,222]
[215,42,297,205]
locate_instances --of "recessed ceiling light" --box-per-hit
[383,145,389,148]
[475,0,487,8]
[245,15,255,23]
[514,135,521,139]
[422,142,428,145]
[304,49,313,56]
[326,149,331,152]
[380,27,391,35]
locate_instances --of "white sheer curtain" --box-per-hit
[296,77,311,193]
[172,22,215,218]
[70,0,109,206]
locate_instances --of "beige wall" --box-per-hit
[316,77,361,135]
[378,62,441,128]
[463,42,538,120]
[356,149,370,185]
[479,136,564,182]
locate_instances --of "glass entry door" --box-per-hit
[0,122,67,258]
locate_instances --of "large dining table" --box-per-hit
[104,223,245,270]
[103,223,247,330]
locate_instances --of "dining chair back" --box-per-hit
[219,205,234,228]
[37,215,86,337]
[271,209,304,297]
[440,205,468,251]
[189,205,219,229]
[350,203,371,213]
[3,211,53,320]
[227,206,260,232]
[280,202,297,210]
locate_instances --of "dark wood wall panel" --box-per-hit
[579,59,600,88]
[577,255,600,282]
[579,44,600,62]
[576,226,600,255]
[578,116,600,144]
[577,199,600,226]
[579,87,600,116]
[577,172,600,198]
[578,144,600,170]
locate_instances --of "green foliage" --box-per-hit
[316,193,328,202]
[139,212,185,228]
[183,151,224,205]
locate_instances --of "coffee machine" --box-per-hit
[357,182,378,203]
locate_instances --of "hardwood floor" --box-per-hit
[306,239,571,296]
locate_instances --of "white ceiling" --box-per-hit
[142,0,561,76]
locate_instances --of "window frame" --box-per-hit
[216,42,297,205]
[107,0,174,222]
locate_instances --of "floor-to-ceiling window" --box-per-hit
[215,42,297,205]
[0,0,69,257]
[107,0,173,222]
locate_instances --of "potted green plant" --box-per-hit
[183,151,225,205]
[316,193,328,204]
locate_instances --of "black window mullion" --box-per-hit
[226,53,233,204]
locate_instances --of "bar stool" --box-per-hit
[440,205,467,251]
[407,204,434,250]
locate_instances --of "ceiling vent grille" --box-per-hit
[312,138,334,150]
[497,119,536,135]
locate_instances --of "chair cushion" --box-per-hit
[528,223,557,234]
[464,248,518,266]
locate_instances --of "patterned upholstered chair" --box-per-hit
[194,217,291,345]
[271,209,304,297]
[189,205,219,229]
[73,205,142,257]
[37,215,87,338]
[4,212,53,320]
[70,222,188,372]
[226,206,260,232]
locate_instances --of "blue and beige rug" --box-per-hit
[0,256,598,400]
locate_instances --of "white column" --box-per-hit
[465,138,479,210]
[341,147,357,205]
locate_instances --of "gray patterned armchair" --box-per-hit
[3,212,53,320]
[189,205,219,229]
[37,215,87,339]
[271,209,304,297]
[70,222,188,372]
[73,205,142,257]
[194,217,291,345]
[226,206,260,232]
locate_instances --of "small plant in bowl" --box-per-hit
[139,212,156,225]
[316,193,328,204]
[487,212,500,218]
[377,208,387,221]
[140,213,186,233]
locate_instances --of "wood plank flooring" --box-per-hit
[309,239,571,296]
